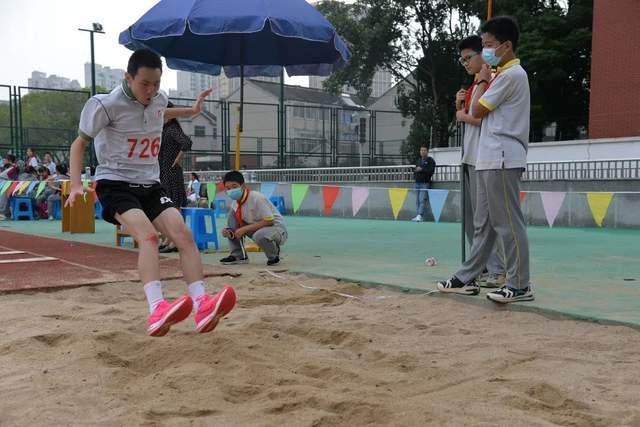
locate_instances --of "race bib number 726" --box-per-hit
[127,136,160,159]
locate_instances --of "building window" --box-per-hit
[194,125,206,137]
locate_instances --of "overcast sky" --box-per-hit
[0,0,309,97]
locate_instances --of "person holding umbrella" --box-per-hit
[66,49,236,337]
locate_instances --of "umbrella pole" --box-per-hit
[235,64,244,171]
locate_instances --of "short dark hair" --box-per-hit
[481,16,520,52]
[37,166,49,175]
[5,154,16,163]
[458,35,482,53]
[223,170,245,185]
[420,145,429,150]
[127,49,163,77]
[56,163,68,175]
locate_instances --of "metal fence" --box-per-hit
[188,159,640,183]
[0,86,411,169]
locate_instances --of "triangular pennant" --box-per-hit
[291,184,309,213]
[519,191,528,203]
[206,182,217,202]
[82,179,90,189]
[427,189,449,223]
[322,186,340,216]
[388,188,409,220]
[34,181,47,198]
[5,181,19,197]
[540,192,566,227]
[14,181,28,195]
[0,180,11,196]
[216,182,225,193]
[25,181,39,195]
[260,182,277,200]
[587,192,614,227]
[351,187,369,216]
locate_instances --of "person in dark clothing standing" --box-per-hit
[159,102,192,209]
[158,102,193,252]
[412,145,436,222]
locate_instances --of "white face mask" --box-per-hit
[481,42,506,67]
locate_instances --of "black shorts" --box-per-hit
[95,180,176,225]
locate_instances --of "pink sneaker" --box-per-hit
[195,286,237,333]
[147,295,193,337]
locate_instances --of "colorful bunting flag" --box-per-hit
[540,192,566,227]
[5,181,19,197]
[587,192,614,227]
[351,187,369,216]
[388,188,409,220]
[427,189,449,223]
[0,181,11,196]
[322,186,340,216]
[25,181,39,195]
[291,184,309,213]
[34,181,47,198]
[206,182,217,202]
[519,191,528,203]
[261,182,277,200]
[14,181,29,195]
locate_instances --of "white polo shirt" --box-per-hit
[476,59,530,170]
[461,81,481,166]
[230,191,286,229]
[78,81,168,184]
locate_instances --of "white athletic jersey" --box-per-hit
[78,81,168,184]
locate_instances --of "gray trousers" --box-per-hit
[456,169,530,289]
[463,165,505,275]
[227,214,287,260]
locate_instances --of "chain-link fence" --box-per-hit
[2,85,416,170]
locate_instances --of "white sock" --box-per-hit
[143,280,164,313]
[188,280,206,310]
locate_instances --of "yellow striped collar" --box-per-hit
[497,58,520,73]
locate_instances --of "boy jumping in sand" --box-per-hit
[66,49,236,336]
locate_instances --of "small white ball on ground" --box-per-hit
[425,257,437,267]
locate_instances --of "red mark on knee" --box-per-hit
[143,233,159,244]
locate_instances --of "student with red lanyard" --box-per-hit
[220,171,287,266]
[454,35,506,289]
[438,16,533,303]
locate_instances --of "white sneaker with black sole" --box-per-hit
[486,285,535,303]
[436,276,480,296]
[219,255,249,265]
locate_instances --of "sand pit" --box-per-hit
[0,269,639,426]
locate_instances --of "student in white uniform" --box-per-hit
[455,35,506,288]
[219,171,287,266]
[66,49,236,336]
[438,16,534,303]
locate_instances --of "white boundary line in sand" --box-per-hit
[0,251,27,255]
[0,256,59,264]
[262,269,441,299]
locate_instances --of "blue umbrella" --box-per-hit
[119,0,351,168]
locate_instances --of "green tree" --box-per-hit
[318,0,477,160]
[318,0,592,159]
